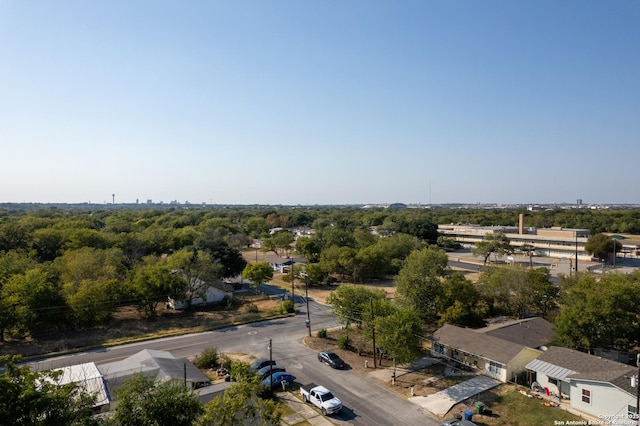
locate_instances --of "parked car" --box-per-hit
[318,351,346,369]
[262,372,296,388]
[256,365,286,380]
[250,358,276,372]
[300,383,342,416]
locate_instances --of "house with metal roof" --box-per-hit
[430,324,542,383]
[525,346,637,419]
[50,362,110,413]
[97,349,211,394]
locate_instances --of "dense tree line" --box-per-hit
[2,205,640,353]
[0,206,438,339]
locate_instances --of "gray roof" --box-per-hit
[432,324,532,364]
[477,317,554,349]
[525,346,635,393]
[98,349,210,390]
[52,362,109,408]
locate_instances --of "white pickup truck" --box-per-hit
[300,383,342,416]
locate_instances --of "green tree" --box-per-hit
[394,247,448,320]
[110,373,203,426]
[319,245,357,282]
[167,248,224,309]
[394,211,438,242]
[478,264,559,318]
[1,268,66,338]
[0,249,36,286]
[244,217,269,239]
[525,267,558,318]
[374,305,424,365]
[472,232,513,265]
[30,227,66,262]
[197,362,280,426]
[0,355,100,426]
[56,247,126,327]
[194,240,247,279]
[554,272,640,350]
[326,285,386,329]
[241,262,274,294]
[301,263,326,286]
[585,233,620,263]
[294,236,321,263]
[437,272,487,327]
[519,243,536,267]
[126,258,187,318]
[436,235,461,251]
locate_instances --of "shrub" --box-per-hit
[317,328,327,338]
[246,303,259,313]
[280,300,294,314]
[220,354,233,370]
[337,334,350,350]
[194,346,219,369]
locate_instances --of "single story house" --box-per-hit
[477,317,555,350]
[49,362,110,413]
[525,346,637,418]
[97,349,211,397]
[431,324,542,383]
[270,259,293,273]
[167,278,233,310]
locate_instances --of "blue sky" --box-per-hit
[1,1,638,205]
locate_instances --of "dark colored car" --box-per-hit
[318,351,346,369]
[250,358,276,372]
[256,365,286,380]
[262,372,296,388]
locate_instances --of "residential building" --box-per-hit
[430,324,542,383]
[525,346,638,418]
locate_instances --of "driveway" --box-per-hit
[408,375,501,417]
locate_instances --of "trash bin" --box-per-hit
[464,410,473,421]
[475,402,485,414]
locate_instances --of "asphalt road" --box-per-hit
[29,291,440,426]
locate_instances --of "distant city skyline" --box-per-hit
[1,1,638,205]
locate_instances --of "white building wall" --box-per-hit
[168,286,229,310]
[570,379,635,418]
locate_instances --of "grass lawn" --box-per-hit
[474,388,585,426]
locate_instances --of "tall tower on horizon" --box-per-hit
[112,194,115,205]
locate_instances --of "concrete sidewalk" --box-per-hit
[279,391,336,425]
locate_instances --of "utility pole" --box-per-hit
[269,339,273,395]
[371,297,377,368]
[305,279,311,337]
[290,259,295,303]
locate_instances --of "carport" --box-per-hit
[408,375,500,416]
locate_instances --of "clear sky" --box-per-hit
[1,1,638,206]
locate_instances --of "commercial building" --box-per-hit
[439,213,640,263]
